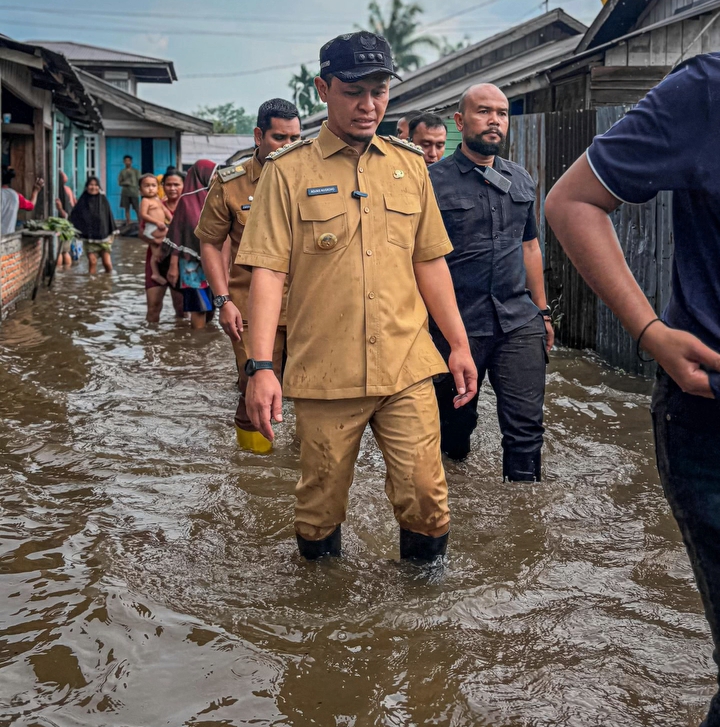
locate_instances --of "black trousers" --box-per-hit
[433,314,547,480]
[652,369,720,727]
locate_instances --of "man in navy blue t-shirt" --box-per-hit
[546,53,720,726]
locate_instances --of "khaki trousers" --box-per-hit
[232,327,286,430]
[293,378,450,541]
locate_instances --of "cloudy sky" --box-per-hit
[3,0,604,117]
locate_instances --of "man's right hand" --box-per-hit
[219,301,244,341]
[643,324,720,399]
[247,370,283,441]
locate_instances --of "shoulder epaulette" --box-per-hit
[382,135,424,156]
[217,163,247,184]
[266,138,314,161]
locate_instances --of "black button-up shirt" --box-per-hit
[429,146,539,336]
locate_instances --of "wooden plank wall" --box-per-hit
[603,8,720,68]
[510,105,675,376]
[543,108,597,350]
[508,112,546,255]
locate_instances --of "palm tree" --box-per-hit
[362,0,442,72]
[288,65,325,118]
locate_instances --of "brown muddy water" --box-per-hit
[0,239,713,727]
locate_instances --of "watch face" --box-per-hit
[214,295,228,308]
[244,359,256,376]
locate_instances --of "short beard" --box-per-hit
[464,130,505,157]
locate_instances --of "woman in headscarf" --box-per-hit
[54,171,77,268]
[165,160,218,330]
[69,176,117,274]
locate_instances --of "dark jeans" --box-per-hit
[433,314,547,480]
[652,369,720,726]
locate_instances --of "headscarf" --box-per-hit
[69,184,115,240]
[165,159,217,260]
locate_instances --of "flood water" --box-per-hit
[0,239,713,727]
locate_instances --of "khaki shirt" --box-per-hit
[237,123,453,400]
[195,152,287,324]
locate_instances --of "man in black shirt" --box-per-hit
[429,83,553,481]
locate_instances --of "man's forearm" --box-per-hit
[200,241,230,296]
[414,257,469,349]
[247,268,286,359]
[522,239,548,309]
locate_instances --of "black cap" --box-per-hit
[319,32,402,83]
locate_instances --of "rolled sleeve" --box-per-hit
[522,201,538,242]
[586,58,708,204]
[236,162,292,273]
[195,179,232,248]
[412,165,453,263]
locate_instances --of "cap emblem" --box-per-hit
[359,33,378,50]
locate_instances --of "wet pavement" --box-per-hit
[0,239,713,726]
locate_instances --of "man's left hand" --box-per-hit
[544,317,555,352]
[448,347,478,408]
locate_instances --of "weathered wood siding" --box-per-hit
[508,105,675,376]
[508,112,546,254]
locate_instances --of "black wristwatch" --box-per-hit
[539,307,552,318]
[244,359,274,377]
[213,294,231,308]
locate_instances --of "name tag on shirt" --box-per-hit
[307,186,338,196]
[241,205,251,210]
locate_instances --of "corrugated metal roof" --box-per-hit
[391,36,582,116]
[28,41,169,65]
[76,69,211,134]
[182,134,255,166]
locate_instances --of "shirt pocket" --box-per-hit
[506,186,535,237]
[437,196,478,238]
[298,196,349,255]
[384,193,422,248]
[235,209,249,227]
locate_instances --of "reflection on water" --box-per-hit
[0,240,712,726]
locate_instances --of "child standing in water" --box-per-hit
[68,176,116,274]
[139,174,172,285]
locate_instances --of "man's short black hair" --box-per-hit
[257,98,300,134]
[123,155,132,161]
[408,113,446,139]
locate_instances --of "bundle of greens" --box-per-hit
[24,217,80,243]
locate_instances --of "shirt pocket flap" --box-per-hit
[437,196,475,211]
[383,194,422,215]
[509,186,535,204]
[298,196,346,222]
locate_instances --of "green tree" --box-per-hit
[361,0,441,72]
[288,65,325,118]
[194,103,255,134]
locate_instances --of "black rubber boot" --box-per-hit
[296,526,341,560]
[503,449,542,482]
[399,528,448,561]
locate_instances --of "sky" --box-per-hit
[2,0,604,118]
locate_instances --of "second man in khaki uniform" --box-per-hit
[196,99,301,453]
[238,32,478,562]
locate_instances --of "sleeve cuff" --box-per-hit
[194,225,227,248]
[235,251,290,274]
[586,149,631,205]
[412,239,453,263]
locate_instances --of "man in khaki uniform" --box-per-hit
[238,32,477,561]
[196,99,301,453]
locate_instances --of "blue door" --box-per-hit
[153,139,173,175]
[106,137,142,219]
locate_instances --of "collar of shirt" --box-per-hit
[317,121,388,160]
[246,149,263,183]
[452,144,513,178]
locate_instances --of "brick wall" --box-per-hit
[0,233,43,319]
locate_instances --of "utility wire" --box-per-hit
[184,60,317,79]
